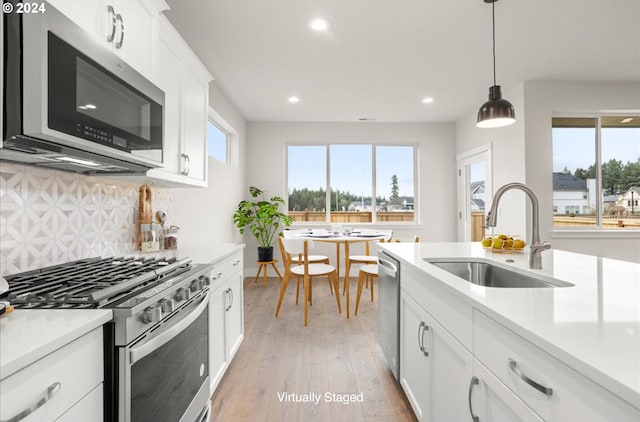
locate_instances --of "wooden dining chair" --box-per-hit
[275,237,341,326]
[354,234,419,315]
[342,230,393,295]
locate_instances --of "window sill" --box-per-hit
[551,229,640,239]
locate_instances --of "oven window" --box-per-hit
[130,305,209,422]
[76,57,151,142]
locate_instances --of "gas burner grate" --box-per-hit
[2,256,191,308]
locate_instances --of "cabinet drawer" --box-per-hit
[0,327,103,422]
[474,311,639,421]
[209,259,229,290]
[228,250,243,275]
[56,384,103,422]
[402,264,472,349]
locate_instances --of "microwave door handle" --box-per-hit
[129,290,209,365]
[115,13,124,49]
[107,5,117,43]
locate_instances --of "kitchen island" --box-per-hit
[378,242,639,421]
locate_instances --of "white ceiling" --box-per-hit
[164,0,640,123]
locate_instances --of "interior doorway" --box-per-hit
[457,145,492,242]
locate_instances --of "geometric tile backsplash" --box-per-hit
[0,162,173,276]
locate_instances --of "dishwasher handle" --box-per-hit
[378,256,398,276]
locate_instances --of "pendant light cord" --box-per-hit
[492,0,497,87]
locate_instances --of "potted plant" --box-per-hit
[233,186,293,262]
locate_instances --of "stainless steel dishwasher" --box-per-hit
[378,251,401,380]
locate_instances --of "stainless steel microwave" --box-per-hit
[2,1,164,174]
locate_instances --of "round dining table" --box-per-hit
[292,230,391,318]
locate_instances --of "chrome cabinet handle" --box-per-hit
[229,287,234,309]
[184,154,190,175]
[468,376,479,422]
[224,288,231,311]
[107,5,117,42]
[115,13,125,49]
[508,358,553,396]
[419,323,429,356]
[417,321,425,354]
[1,382,62,422]
[180,154,190,175]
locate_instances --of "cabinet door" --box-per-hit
[56,384,103,422]
[180,66,208,185]
[225,272,244,359]
[472,359,543,422]
[47,0,103,42]
[111,0,154,77]
[209,284,227,394]
[426,311,474,422]
[400,290,428,421]
[154,36,182,175]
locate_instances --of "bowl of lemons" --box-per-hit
[481,234,525,253]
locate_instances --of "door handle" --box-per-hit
[115,13,125,49]
[508,358,553,396]
[417,321,429,356]
[468,376,479,422]
[421,323,429,357]
[107,5,117,43]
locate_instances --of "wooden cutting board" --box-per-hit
[137,184,153,249]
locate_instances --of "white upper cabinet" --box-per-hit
[47,0,158,78]
[144,15,212,187]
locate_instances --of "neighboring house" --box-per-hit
[614,187,640,215]
[470,181,485,211]
[552,173,595,215]
[387,196,414,211]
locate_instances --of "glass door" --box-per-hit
[457,145,492,242]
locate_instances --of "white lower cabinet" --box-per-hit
[400,290,473,422]
[399,265,640,422]
[0,328,104,422]
[208,250,244,395]
[471,359,543,422]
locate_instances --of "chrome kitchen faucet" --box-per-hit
[485,183,551,270]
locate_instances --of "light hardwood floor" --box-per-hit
[210,276,418,422]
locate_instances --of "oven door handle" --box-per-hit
[130,290,209,365]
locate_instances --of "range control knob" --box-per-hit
[175,287,191,302]
[200,275,210,286]
[160,298,175,313]
[190,278,203,292]
[143,306,162,324]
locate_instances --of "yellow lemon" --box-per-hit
[497,234,508,240]
[504,239,514,249]
[492,239,504,249]
[513,239,526,249]
[481,237,492,248]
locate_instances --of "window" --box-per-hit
[207,119,228,163]
[552,115,640,229]
[286,144,416,223]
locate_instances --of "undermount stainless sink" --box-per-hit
[424,259,574,288]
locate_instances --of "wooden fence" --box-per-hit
[289,211,414,223]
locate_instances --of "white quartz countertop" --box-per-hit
[0,309,112,380]
[176,242,244,264]
[377,242,640,409]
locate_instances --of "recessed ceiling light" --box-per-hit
[421,97,434,104]
[288,96,300,103]
[309,18,330,32]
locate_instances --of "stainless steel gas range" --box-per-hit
[2,256,212,422]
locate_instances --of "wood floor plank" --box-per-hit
[210,276,417,422]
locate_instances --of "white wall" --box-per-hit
[173,86,246,249]
[244,121,457,275]
[456,83,529,238]
[523,80,640,262]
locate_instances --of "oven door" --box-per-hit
[118,290,210,422]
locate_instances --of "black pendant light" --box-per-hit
[477,0,515,128]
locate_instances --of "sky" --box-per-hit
[287,145,415,199]
[552,127,640,173]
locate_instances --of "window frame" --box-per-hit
[285,142,418,225]
[551,112,640,233]
[206,107,231,165]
